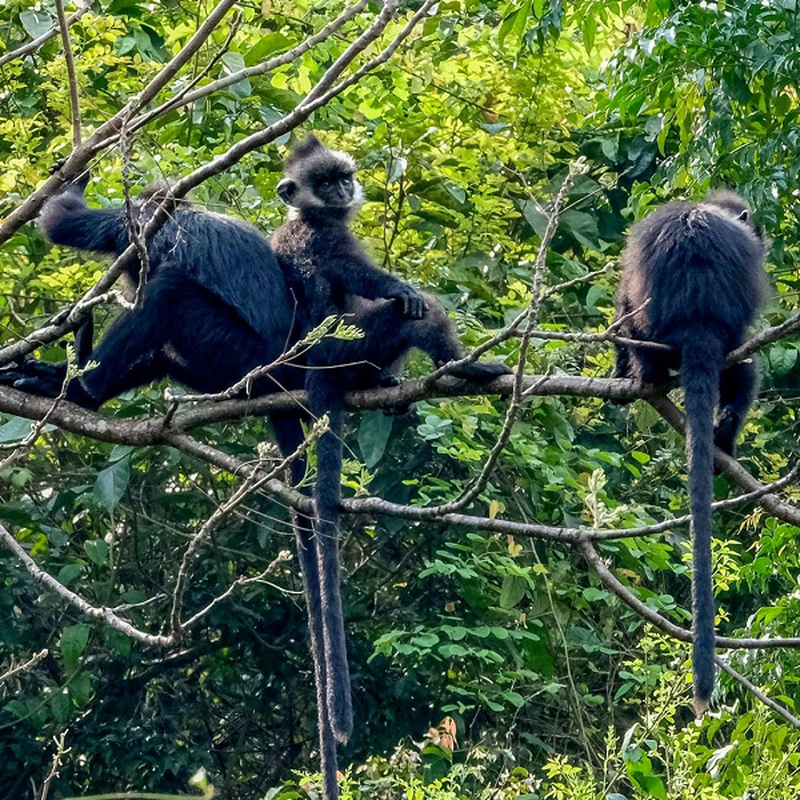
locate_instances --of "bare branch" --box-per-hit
[0,0,92,69]
[181,550,296,632]
[0,523,173,647]
[578,538,800,650]
[649,395,800,528]
[728,310,800,364]
[169,422,326,634]
[716,656,800,728]
[121,0,370,137]
[0,0,239,245]
[0,0,414,365]
[0,648,48,685]
[39,733,69,800]
[55,0,82,146]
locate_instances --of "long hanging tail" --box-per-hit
[294,509,341,800]
[276,414,341,800]
[308,376,353,745]
[680,337,723,715]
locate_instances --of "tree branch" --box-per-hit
[0,523,173,647]
[0,0,239,246]
[0,0,92,69]
[55,0,82,146]
[0,0,412,365]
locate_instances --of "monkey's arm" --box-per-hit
[39,175,127,254]
[330,255,428,319]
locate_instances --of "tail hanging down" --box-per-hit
[307,375,353,745]
[680,336,724,715]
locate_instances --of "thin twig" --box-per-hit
[433,161,583,514]
[169,424,326,634]
[181,550,296,631]
[39,733,69,800]
[0,0,239,246]
[119,0,369,138]
[0,648,48,685]
[0,0,92,68]
[54,0,82,146]
[0,0,411,364]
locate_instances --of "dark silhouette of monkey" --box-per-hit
[270,135,509,797]
[613,190,768,714]
[2,137,509,800]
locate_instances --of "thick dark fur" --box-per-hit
[613,190,767,714]
[271,135,509,798]
[5,139,509,800]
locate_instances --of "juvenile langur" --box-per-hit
[2,138,509,800]
[613,191,767,714]
[271,136,509,799]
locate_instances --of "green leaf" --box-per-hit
[357,411,393,468]
[769,345,798,376]
[500,575,527,608]
[0,416,52,443]
[56,564,83,586]
[20,10,53,39]
[519,199,548,237]
[84,539,109,567]
[245,33,291,66]
[94,456,131,513]
[560,210,601,250]
[50,689,71,723]
[60,624,90,671]
[503,690,525,708]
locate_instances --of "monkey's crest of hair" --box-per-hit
[285,135,357,177]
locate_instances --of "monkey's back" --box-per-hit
[622,201,767,352]
[146,207,296,345]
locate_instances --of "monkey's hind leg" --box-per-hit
[715,360,758,456]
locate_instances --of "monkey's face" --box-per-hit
[311,167,357,208]
[278,139,363,218]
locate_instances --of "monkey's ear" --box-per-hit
[277,178,297,205]
[737,209,750,224]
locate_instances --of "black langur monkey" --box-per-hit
[612,190,768,714]
[3,139,509,800]
[5,171,300,405]
[270,135,509,797]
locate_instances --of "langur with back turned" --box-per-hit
[613,190,768,714]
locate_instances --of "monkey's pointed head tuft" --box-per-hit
[285,135,325,169]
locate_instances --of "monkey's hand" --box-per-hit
[49,158,90,194]
[387,285,428,319]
